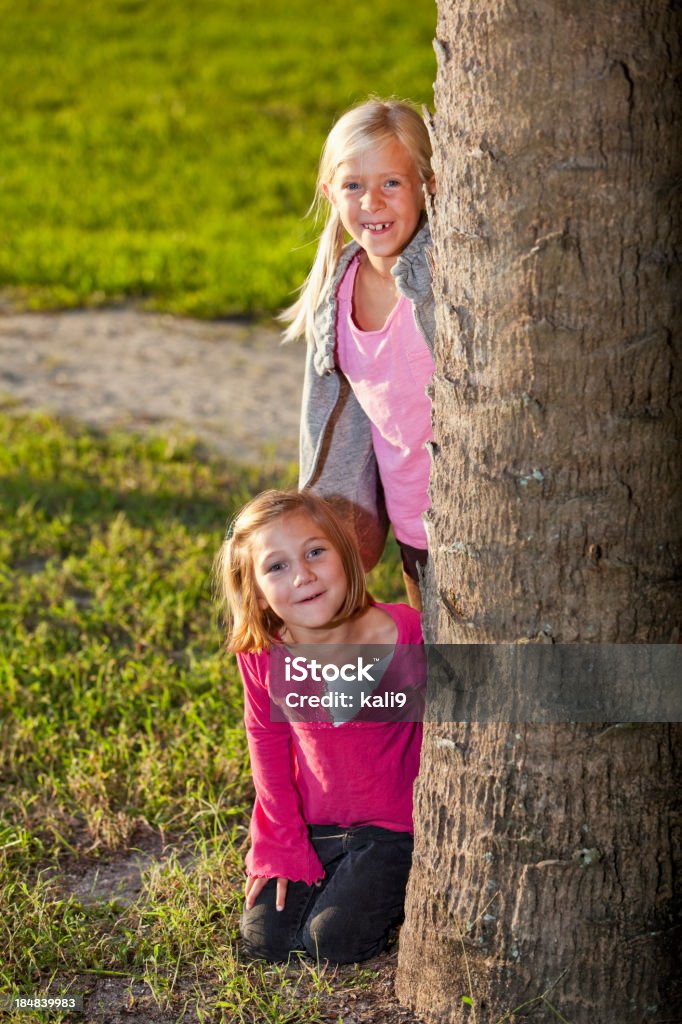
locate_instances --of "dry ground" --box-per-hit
[0,308,304,464]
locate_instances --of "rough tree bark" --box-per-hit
[396,3,681,1022]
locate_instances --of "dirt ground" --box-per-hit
[0,307,305,464]
[1,308,426,1024]
[42,826,425,1024]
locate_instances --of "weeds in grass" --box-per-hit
[0,412,274,849]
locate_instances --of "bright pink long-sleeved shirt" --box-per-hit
[236,602,424,884]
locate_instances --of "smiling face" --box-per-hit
[323,139,433,266]
[251,511,348,642]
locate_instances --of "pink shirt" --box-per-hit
[335,256,434,548]
[236,602,424,884]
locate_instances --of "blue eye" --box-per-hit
[385,179,401,188]
[343,182,361,191]
[266,561,285,573]
[307,546,325,558]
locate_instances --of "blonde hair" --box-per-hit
[280,97,434,344]
[214,490,369,653]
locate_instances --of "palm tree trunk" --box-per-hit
[397,1,682,1020]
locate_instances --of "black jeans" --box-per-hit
[239,825,414,964]
[398,540,428,583]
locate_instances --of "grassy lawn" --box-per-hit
[0,0,435,317]
[0,410,404,1021]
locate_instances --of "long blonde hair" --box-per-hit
[280,98,433,344]
[214,489,369,653]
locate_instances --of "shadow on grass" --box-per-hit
[1,466,279,535]
[0,414,297,547]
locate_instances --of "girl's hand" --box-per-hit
[245,874,289,912]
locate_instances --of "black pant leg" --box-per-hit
[240,826,413,964]
[302,826,414,964]
[239,877,320,962]
[239,828,346,962]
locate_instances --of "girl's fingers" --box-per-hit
[244,875,268,909]
[276,877,288,911]
[244,875,288,911]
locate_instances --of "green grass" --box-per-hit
[0,410,403,1020]
[0,0,436,317]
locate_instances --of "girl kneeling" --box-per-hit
[214,489,423,963]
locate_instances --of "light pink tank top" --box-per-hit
[335,255,434,548]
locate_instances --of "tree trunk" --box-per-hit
[397,2,681,1021]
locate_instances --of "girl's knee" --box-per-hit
[302,907,387,964]
[240,913,300,963]
[237,921,292,958]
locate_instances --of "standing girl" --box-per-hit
[281,99,436,609]
[215,489,423,963]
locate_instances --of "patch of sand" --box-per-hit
[0,308,305,464]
